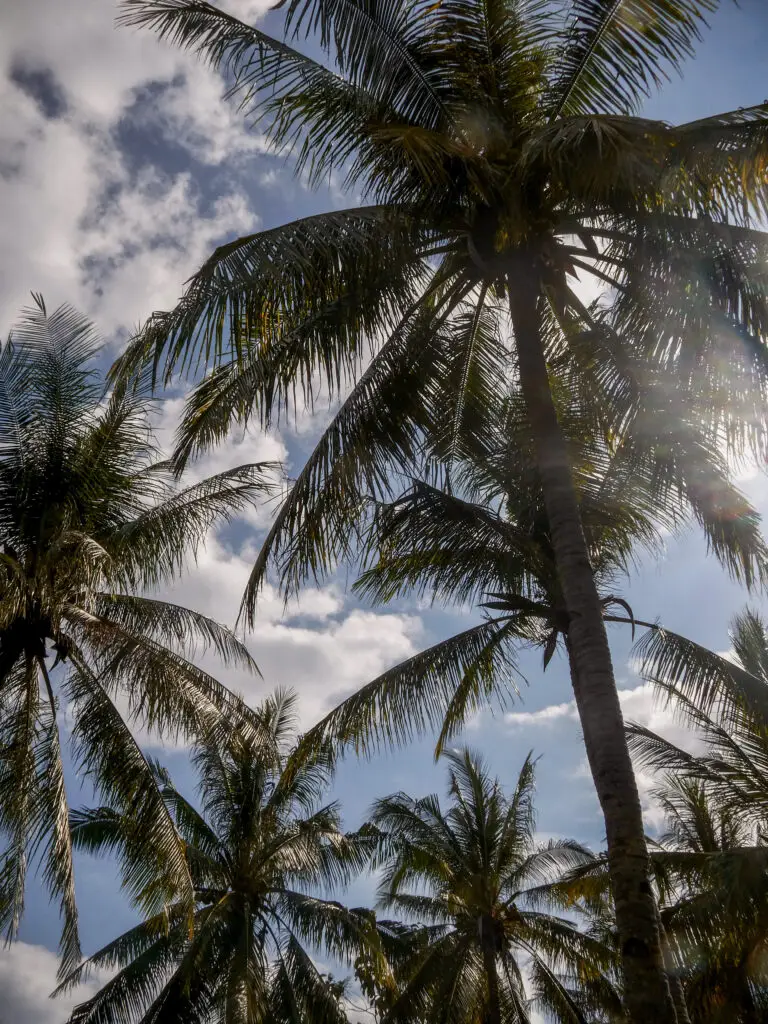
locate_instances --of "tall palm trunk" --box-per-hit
[506,258,676,1023]
[479,922,502,1024]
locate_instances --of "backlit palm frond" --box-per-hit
[548,0,717,118]
[0,658,42,946]
[670,104,768,223]
[730,608,768,683]
[111,203,430,386]
[67,610,252,742]
[11,295,102,436]
[355,481,545,609]
[118,0,391,186]
[92,594,257,674]
[28,678,81,976]
[239,281,476,617]
[277,890,377,963]
[113,462,279,591]
[65,653,194,918]
[271,932,348,1024]
[633,623,768,723]
[300,617,523,761]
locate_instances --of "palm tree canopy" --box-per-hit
[365,747,616,1024]
[57,690,377,1024]
[115,3,768,1013]
[0,297,276,974]
[298,396,765,761]
[115,0,768,619]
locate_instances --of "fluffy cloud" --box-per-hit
[0,0,270,332]
[0,942,107,1024]
[155,533,423,728]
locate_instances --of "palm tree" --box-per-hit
[115,0,768,1013]
[300,393,765,758]
[546,775,768,1022]
[628,609,768,831]
[652,777,768,1023]
[56,690,376,1024]
[0,296,275,975]
[367,746,615,1024]
[620,610,768,1020]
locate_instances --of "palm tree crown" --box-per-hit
[116,0,768,611]
[0,297,274,973]
[58,690,376,1024]
[302,397,763,759]
[368,747,614,1024]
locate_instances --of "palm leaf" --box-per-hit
[300,617,523,760]
[549,0,718,118]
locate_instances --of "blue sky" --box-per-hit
[1,0,768,1018]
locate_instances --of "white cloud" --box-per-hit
[0,942,108,1024]
[505,700,577,728]
[0,0,266,332]
[505,681,709,832]
[152,534,424,729]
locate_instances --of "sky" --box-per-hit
[1,0,768,1019]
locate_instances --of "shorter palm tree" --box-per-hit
[652,777,768,1023]
[367,746,613,1024]
[56,690,376,1024]
[626,610,768,1021]
[547,774,768,1023]
[0,296,276,971]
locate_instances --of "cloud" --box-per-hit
[0,942,108,1024]
[0,0,268,332]
[154,533,424,729]
[505,700,578,728]
[505,681,709,832]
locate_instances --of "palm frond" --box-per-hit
[549,0,717,118]
[66,652,194,917]
[113,462,279,591]
[93,594,258,674]
[300,617,522,760]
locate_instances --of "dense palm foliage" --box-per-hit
[366,747,615,1024]
[115,0,768,1011]
[57,690,376,1024]
[0,297,275,974]
[301,393,765,759]
[653,777,768,1022]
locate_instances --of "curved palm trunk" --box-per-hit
[506,262,676,1024]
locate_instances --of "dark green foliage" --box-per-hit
[57,690,378,1024]
[0,297,275,972]
[365,747,614,1024]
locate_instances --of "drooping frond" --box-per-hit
[113,461,279,591]
[300,617,523,761]
[633,623,768,722]
[111,204,433,387]
[92,594,257,673]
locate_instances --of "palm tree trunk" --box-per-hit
[480,929,502,1024]
[506,262,676,1024]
